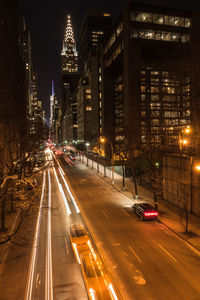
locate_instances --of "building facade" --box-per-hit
[77,10,112,148]
[0,0,28,180]
[102,2,200,159]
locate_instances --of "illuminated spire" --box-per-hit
[64,15,75,43]
[61,14,78,73]
[51,80,55,95]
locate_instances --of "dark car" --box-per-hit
[132,203,158,220]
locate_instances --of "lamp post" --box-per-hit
[100,137,114,184]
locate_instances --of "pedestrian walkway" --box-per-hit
[81,156,200,253]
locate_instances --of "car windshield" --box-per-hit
[85,263,102,278]
[70,227,86,237]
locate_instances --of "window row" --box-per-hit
[105,23,123,54]
[131,29,190,43]
[105,43,123,67]
[130,11,191,28]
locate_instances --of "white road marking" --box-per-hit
[159,224,173,236]
[133,269,146,285]
[164,230,173,236]
[128,245,142,263]
[121,208,129,217]
[24,171,46,300]
[184,241,200,257]
[112,243,120,246]
[64,237,69,254]
[102,210,109,218]
[157,243,177,263]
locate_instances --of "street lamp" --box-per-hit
[85,142,90,150]
[100,137,115,184]
[195,165,200,171]
[179,126,191,152]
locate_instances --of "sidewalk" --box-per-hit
[97,171,200,252]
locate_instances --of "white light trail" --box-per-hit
[72,243,81,264]
[45,170,53,300]
[58,167,80,213]
[108,283,118,300]
[24,171,46,300]
[53,167,71,216]
[89,288,96,300]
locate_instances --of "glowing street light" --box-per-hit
[184,128,190,134]
[195,165,200,171]
[179,125,192,152]
[182,139,188,145]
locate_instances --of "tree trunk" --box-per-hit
[122,165,125,190]
[10,192,14,212]
[134,177,138,199]
[1,196,6,231]
[185,209,189,234]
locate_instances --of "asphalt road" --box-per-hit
[0,165,88,300]
[1,152,200,300]
[24,168,88,300]
[59,155,200,300]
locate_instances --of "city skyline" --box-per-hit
[19,0,200,117]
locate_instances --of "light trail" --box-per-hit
[53,167,71,216]
[72,243,81,264]
[64,156,74,167]
[58,167,80,213]
[108,283,119,300]
[24,171,46,300]
[45,170,53,300]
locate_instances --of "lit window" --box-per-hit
[86,106,92,111]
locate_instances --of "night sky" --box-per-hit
[19,0,199,118]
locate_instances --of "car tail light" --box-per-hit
[144,211,158,217]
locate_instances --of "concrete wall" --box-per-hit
[163,155,200,217]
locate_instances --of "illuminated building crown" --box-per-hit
[65,15,75,43]
[61,14,78,73]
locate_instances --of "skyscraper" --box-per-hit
[61,14,79,143]
[76,10,112,146]
[61,15,78,74]
[50,80,59,141]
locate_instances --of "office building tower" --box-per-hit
[61,14,79,143]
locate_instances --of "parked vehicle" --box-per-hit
[132,203,158,220]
